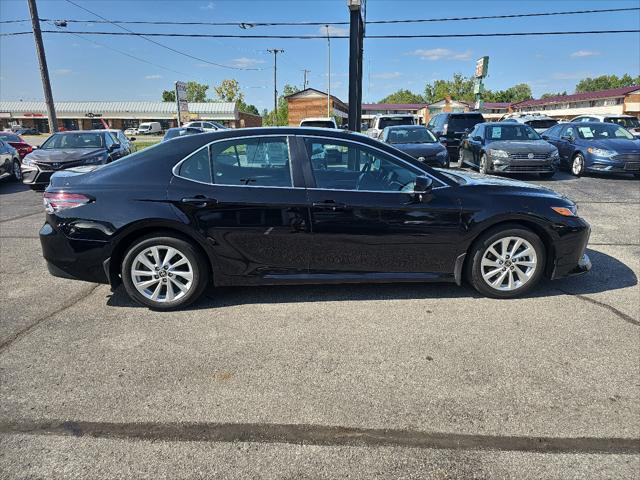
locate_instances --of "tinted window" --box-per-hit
[605,117,640,128]
[0,133,20,142]
[485,124,540,140]
[563,126,576,138]
[386,127,436,144]
[105,133,115,148]
[448,115,484,132]
[211,137,292,187]
[178,147,212,183]
[525,119,557,129]
[305,138,424,192]
[378,117,414,129]
[544,124,563,137]
[300,120,335,128]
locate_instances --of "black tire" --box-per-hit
[466,225,546,299]
[570,153,585,177]
[121,234,209,310]
[539,171,555,179]
[11,158,22,181]
[479,153,490,175]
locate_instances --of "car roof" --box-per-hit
[53,129,110,134]
[384,124,427,130]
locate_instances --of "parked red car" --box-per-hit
[0,132,33,159]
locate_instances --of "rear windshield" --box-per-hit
[300,121,335,128]
[605,117,640,128]
[378,117,414,129]
[448,115,484,132]
[0,133,21,142]
[525,119,558,129]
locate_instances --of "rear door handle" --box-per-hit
[312,200,347,211]
[181,196,218,207]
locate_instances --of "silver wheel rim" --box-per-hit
[13,161,21,179]
[572,156,582,175]
[480,155,487,173]
[481,236,537,292]
[131,245,194,303]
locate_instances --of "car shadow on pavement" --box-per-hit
[0,180,29,194]
[105,248,636,311]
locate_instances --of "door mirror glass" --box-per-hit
[109,143,120,152]
[414,175,433,194]
[541,135,549,140]
[473,135,483,142]
[560,135,573,142]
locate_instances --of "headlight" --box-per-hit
[22,156,35,166]
[551,205,578,217]
[488,149,509,158]
[82,154,108,165]
[587,147,616,158]
[550,149,559,158]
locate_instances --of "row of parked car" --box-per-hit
[366,112,640,178]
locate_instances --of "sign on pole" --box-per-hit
[175,81,189,126]
[474,56,489,78]
[473,56,489,112]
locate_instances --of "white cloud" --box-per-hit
[319,25,348,36]
[552,71,592,80]
[407,48,472,61]
[55,68,72,75]
[372,71,402,79]
[145,74,163,80]
[570,50,600,58]
[200,2,214,10]
[231,57,265,68]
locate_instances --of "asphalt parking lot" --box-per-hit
[0,169,638,479]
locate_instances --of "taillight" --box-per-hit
[43,192,92,213]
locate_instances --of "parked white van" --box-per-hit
[299,117,338,129]
[136,122,163,135]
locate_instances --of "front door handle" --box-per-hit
[181,195,218,207]
[312,200,347,211]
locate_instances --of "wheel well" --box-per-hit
[463,219,555,279]
[108,227,213,287]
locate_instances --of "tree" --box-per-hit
[242,104,259,115]
[378,89,425,104]
[263,84,300,126]
[540,91,568,99]
[214,79,244,103]
[484,83,532,103]
[161,81,209,102]
[575,74,640,93]
[424,73,475,103]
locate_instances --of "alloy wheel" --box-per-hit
[12,160,22,180]
[130,245,194,303]
[480,236,537,291]
[572,155,583,176]
[480,155,489,174]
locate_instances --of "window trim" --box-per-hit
[300,134,447,193]
[172,134,299,189]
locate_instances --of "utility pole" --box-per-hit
[347,0,364,132]
[301,69,310,90]
[267,48,284,125]
[27,0,58,133]
[326,25,331,118]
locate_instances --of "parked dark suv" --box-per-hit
[427,112,485,161]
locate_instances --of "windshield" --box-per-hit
[40,132,105,149]
[387,127,437,144]
[378,117,414,129]
[525,119,557,129]
[0,133,21,142]
[448,115,484,132]
[605,117,640,128]
[485,124,541,141]
[575,124,634,140]
[300,121,335,128]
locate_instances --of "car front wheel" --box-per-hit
[12,158,22,181]
[571,153,585,177]
[479,153,490,174]
[467,226,545,298]
[121,234,209,310]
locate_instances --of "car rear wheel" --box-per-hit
[479,153,490,175]
[12,158,22,181]
[121,235,208,310]
[467,226,545,298]
[571,153,585,177]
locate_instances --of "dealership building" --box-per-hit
[0,101,262,132]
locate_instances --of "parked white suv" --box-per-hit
[367,114,415,138]
[299,117,338,129]
[571,114,640,138]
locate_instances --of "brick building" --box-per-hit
[285,88,348,126]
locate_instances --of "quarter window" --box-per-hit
[210,136,292,187]
[178,147,212,184]
[305,138,424,192]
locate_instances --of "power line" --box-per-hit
[31,6,640,27]
[62,0,264,71]
[21,29,640,39]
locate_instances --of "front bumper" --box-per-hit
[550,220,592,280]
[490,157,558,174]
[21,164,53,187]
[585,157,640,174]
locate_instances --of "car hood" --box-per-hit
[25,148,106,163]
[390,142,445,156]
[485,140,555,153]
[446,169,566,200]
[579,138,640,153]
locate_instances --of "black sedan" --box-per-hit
[460,122,560,177]
[378,125,450,168]
[21,130,132,190]
[40,127,591,310]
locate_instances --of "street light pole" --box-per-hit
[347,0,363,132]
[27,0,58,133]
[267,48,284,125]
[326,25,331,118]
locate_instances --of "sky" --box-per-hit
[1,0,639,111]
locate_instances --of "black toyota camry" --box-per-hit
[40,127,591,310]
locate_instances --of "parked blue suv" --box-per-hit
[542,122,640,177]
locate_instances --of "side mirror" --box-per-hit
[109,143,121,152]
[33,145,39,149]
[129,137,136,141]
[438,136,447,144]
[413,175,433,201]
[473,135,483,142]
[541,135,549,140]
[561,135,573,142]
